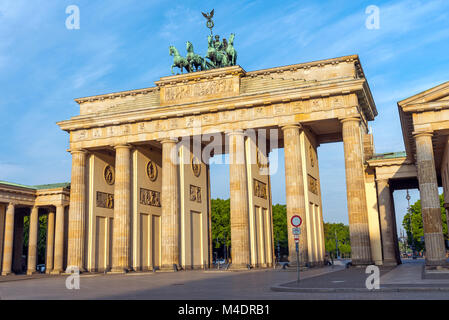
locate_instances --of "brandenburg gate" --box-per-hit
[56,55,378,272]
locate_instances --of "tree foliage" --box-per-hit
[402,194,448,252]
[210,199,351,258]
[23,213,48,265]
[323,223,351,256]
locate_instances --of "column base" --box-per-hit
[229,263,252,271]
[1,271,14,276]
[425,259,449,267]
[350,259,374,266]
[108,267,130,274]
[50,269,64,275]
[382,259,399,267]
[159,264,180,272]
[26,270,39,276]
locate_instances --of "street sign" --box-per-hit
[291,215,302,227]
[292,227,301,235]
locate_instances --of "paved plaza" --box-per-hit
[0,260,449,300]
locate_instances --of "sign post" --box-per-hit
[290,215,302,284]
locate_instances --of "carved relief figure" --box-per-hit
[104,165,115,185]
[146,160,158,182]
[191,155,201,177]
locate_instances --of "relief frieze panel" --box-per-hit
[190,185,202,203]
[140,188,161,207]
[254,179,268,200]
[162,78,236,104]
[96,191,114,209]
[69,94,354,144]
[308,175,319,195]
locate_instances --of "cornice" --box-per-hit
[58,78,370,132]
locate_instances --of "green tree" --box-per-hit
[272,204,288,255]
[211,198,231,248]
[210,200,289,256]
[402,194,448,252]
[323,223,351,257]
[23,213,48,266]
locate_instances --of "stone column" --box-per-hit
[228,130,251,269]
[52,205,65,274]
[45,208,56,273]
[2,203,15,276]
[111,144,132,273]
[414,132,447,266]
[27,206,39,275]
[282,124,308,266]
[160,138,180,270]
[376,179,399,266]
[341,117,372,265]
[67,149,87,272]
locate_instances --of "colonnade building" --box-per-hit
[0,56,448,275]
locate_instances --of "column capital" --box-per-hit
[339,116,361,124]
[69,148,88,155]
[280,123,302,131]
[114,144,132,150]
[159,137,179,144]
[225,129,245,137]
[375,178,390,188]
[413,131,433,139]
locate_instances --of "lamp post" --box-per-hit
[406,190,415,259]
[335,230,340,260]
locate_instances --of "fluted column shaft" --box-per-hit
[415,132,446,265]
[67,149,87,271]
[161,139,180,269]
[46,208,56,273]
[228,130,251,269]
[112,145,132,272]
[282,124,308,266]
[376,179,399,265]
[52,205,65,273]
[341,118,372,265]
[27,206,39,275]
[2,203,15,275]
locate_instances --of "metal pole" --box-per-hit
[296,242,300,283]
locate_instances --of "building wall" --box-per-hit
[132,146,162,271]
[301,130,325,265]
[441,138,449,207]
[245,134,274,267]
[87,152,115,272]
[365,169,383,265]
[0,203,5,273]
[179,143,209,269]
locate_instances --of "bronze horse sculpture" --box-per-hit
[169,45,191,75]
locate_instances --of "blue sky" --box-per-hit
[1,0,449,232]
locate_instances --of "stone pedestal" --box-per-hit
[1,203,15,276]
[52,205,65,274]
[228,130,251,269]
[376,179,399,266]
[160,139,180,270]
[341,117,372,265]
[415,132,447,266]
[111,145,132,273]
[282,124,308,266]
[46,208,56,273]
[27,206,39,275]
[67,149,87,272]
